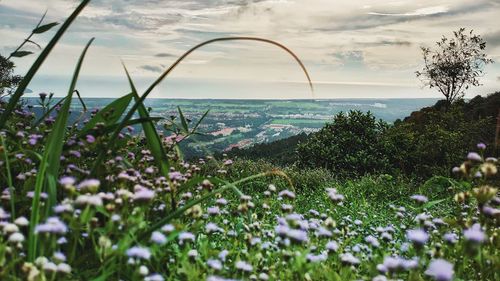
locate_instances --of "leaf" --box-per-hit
[78,93,133,137]
[423,198,446,209]
[10,51,33,57]
[27,38,94,262]
[178,106,189,133]
[0,0,91,129]
[123,66,170,176]
[87,117,163,136]
[33,22,59,34]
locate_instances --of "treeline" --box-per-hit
[225,92,500,179]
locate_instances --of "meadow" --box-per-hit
[0,1,499,281]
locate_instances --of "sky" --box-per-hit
[0,0,499,99]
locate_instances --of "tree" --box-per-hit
[0,54,22,98]
[297,111,393,177]
[416,28,493,104]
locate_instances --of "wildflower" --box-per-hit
[477,143,486,150]
[8,232,25,243]
[207,206,221,215]
[410,194,428,204]
[340,253,360,265]
[59,176,76,188]
[151,231,167,245]
[178,232,195,245]
[327,188,345,204]
[42,262,58,272]
[145,274,164,281]
[216,198,228,205]
[139,265,149,276]
[467,152,482,162]
[287,229,309,243]
[53,251,66,262]
[406,229,428,246]
[480,162,497,177]
[35,217,67,234]
[326,240,339,252]
[126,246,151,260]
[3,223,19,233]
[57,263,72,274]
[365,235,380,247]
[443,232,458,244]
[86,134,96,143]
[306,252,327,263]
[206,222,223,234]
[425,259,454,281]
[77,179,100,193]
[235,260,253,272]
[259,273,269,280]
[463,223,486,243]
[218,250,229,262]
[76,194,103,206]
[133,187,155,202]
[161,224,175,233]
[207,259,223,270]
[188,249,199,259]
[278,189,296,199]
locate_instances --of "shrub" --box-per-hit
[297,110,393,178]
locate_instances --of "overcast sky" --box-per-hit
[1,0,499,99]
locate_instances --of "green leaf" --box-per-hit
[86,117,163,136]
[27,38,94,262]
[123,66,170,176]
[423,198,447,209]
[10,51,33,57]
[78,93,133,137]
[0,0,91,129]
[178,106,189,133]
[33,22,59,34]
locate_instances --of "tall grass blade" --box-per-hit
[79,93,133,137]
[91,37,312,174]
[0,135,15,217]
[0,0,90,129]
[28,38,94,261]
[123,66,170,176]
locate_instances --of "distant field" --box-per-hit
[270,118,327,125]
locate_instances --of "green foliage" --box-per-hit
[0,54,22,97]
[386,102,494,179]
[225,132,308,165]
[297,110,393,178]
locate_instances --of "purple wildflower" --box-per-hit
[406,228,429,246]
[425,259,454,281]
[467,152,482,162]
[463,223,486,243]
[126,246,151,260]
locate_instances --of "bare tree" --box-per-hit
[416,28,493,104]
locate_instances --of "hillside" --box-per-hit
[226,92,500,176]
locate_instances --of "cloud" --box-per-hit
[139,65,163,73]
[155,53,175,57]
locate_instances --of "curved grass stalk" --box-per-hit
[28,38,94,261]
[0,135,15,217]
[0,0,91,129]
[90,36,313,175]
